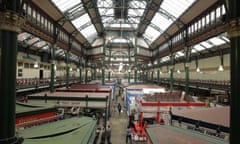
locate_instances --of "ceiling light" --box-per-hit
[34,62,39,68]
[196,67,200,72]
[218,65,224,72]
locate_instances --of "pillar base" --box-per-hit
[0,136,24,144]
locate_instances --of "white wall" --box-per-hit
[152,54,230,81]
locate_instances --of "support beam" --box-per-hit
[66,52,70,88]
[79,68,82,83]
[128,47,131,83]
[0,1,24,143]
[151,71,154,82]
[50,45,55,92]
[228,0,240,143]
[157,69,160,85]
[184,46,191,96]
[134,37,138,84]
[85,69,88,83]
[108,71,110,81]
[102,37,106,85]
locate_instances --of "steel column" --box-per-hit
[102,37,106,85]
[0,1,24,143]
[79,68,82,83]
[157,69,160,85]
[85,69,88,83]
[50,45,55,93]
[185,46,190,96]
[66,52,70,88]
[229,0,240,143]
[134,37,138,83]
[108,71,110,81]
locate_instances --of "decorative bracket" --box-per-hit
[0,10,25,32]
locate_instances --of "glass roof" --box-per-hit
[157,33,229,64]
[192,33,229,53]
[51,0,98,43]
[143,0,196,43]
[97,0,146,29]
[17,32,80,63]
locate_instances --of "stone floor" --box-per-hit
[109,87,129,144]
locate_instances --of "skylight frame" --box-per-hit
[52,0,98,43]
[143,0,196,43]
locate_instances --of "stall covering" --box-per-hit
[18,117,97,144]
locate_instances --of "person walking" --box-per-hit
[106,125,111,144]
[126,125,132,144]
[117,103,122,115]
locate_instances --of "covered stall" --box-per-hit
[16,102,58,129]
[145,125,228,144]
[18,117,98,144]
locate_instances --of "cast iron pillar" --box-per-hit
[157,69,160,85]
[184,46,190,96]
[85,69,88,83]
[169,55,174,91]
[128,71,130,83]
[128,47,131,83]
[79,68,82,83]
[50,45,55,93]
[108,71,110,81]
[134,37,138,84]
[66,51,70,88]
[102,36,106,85]
[0,1,24,143]
[228,0,240,143]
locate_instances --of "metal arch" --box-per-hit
[111,50,129,57]
[35,43,49,52]
[137,0,162,36]
[106,36,134,44]
[158,8,185,29]
[149,23,170,40]
[57,3,85,24]
[28,38,40,48]
[82,0,104,33]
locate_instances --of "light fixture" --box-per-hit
[34,62,39,68]
[218,65,224,72]
[195,57,200,72]
[54,65,57,71]
[218,52,224,72]
[177,69,181,74]
[160,71,162,75]
[196,67,200,72]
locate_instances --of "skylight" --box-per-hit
[175,51,184,58]
[17,32,31,41]
[72,14,90,29]
[143,0,196,43]
[193,44,205,51]
[209,37,226,46]
[111,38,129,43]
[161,56,170,63]
[51,0,98,43]
[143,26,161,42]
[200,41,212,49]
[98,0,146,29]
[191,34,229,53]
[51,0,80,13]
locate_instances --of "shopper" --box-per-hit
[106,125,111,144]
[117,103,122,115]
[126,125,132,144]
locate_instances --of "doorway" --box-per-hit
[39,69,43,79]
